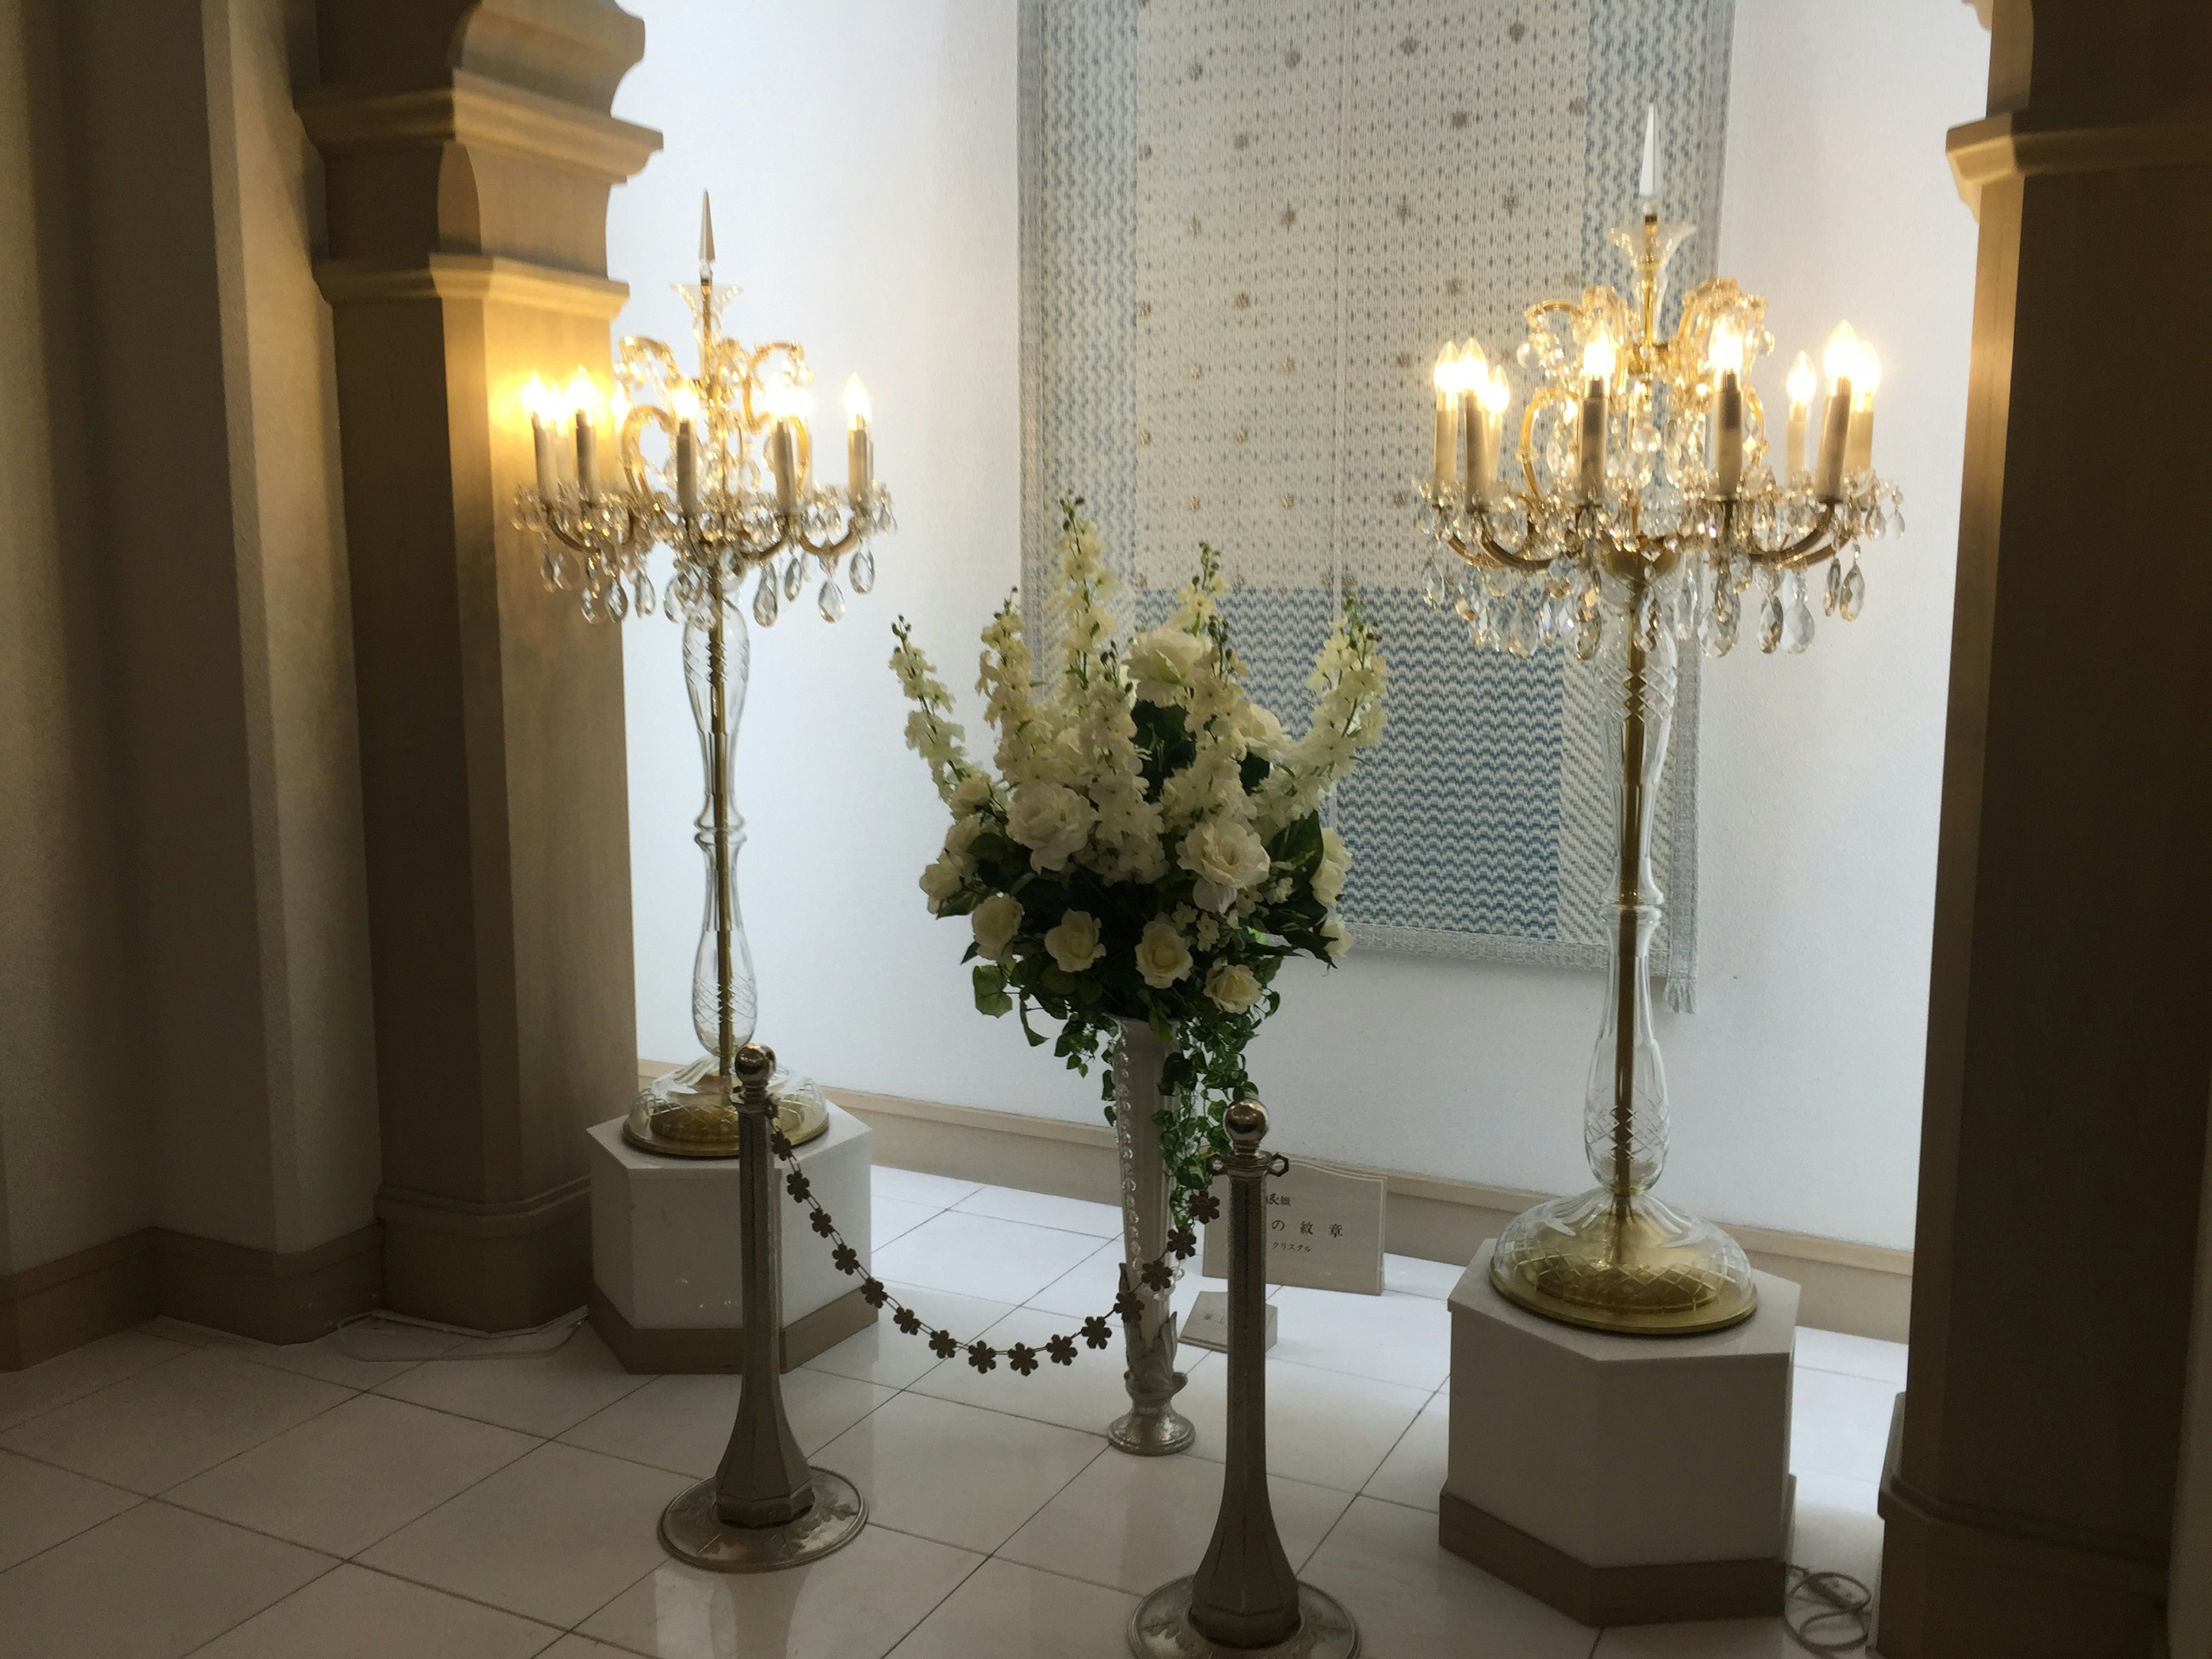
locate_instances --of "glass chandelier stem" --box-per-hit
[688,562,758,1078]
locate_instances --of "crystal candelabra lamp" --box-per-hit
[1414,125,1902,1334]
[515,194,893,1158]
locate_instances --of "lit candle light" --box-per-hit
[1815,323,1858,502]
[1431,341,1461,495]
[672,384,701,517]
[843,374,873,499]
[1844,342,1881,475]
[1579,332,1614,501]
[1480,369,1512,501]
[763,378,812,516]
[1785,351,1816,482]
[1457,341,1490,510]
[525,374,557,496]
[566,367,599,498]
[1710,322,1745,499]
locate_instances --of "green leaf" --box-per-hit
[972,963,1013,1017]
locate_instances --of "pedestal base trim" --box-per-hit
[658,1468,866,1573]
[1126,1576,1360,1658]
[588,1282,876,1374]
[1438,1486,1786,1626]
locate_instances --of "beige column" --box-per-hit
[1878,1,2212,1649]
[302,1,656,1329]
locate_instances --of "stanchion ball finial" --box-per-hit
[1224,1099,1268,1153]
[736,1043,775,1081]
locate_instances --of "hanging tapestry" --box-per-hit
[1019,0,1733,1005]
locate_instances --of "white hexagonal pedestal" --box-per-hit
[1441,1239,1799,1626]
[586,1105,876,1373]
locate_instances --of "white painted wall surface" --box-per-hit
[612,0,1987,1253]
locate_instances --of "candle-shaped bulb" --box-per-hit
[1709,321,1744,379]
[1431,343,1460,492]
[1481,368,1511,417]
[844,375,874,498]
[698,190,716,272]
[525,374,557,495]
[671,383,702,425]
[1786,351,1817,409]
[565,368,597,425]
[1637,104,1660,202]
[608,388,629,431]
[1823,321,1861,392]
[1581,331,1616,385]
[1459,339,1488,388]
[1853,343,1881,401]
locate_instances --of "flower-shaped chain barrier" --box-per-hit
[768,1124,1213,1376]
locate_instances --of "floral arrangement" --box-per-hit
[888,500,1387,1209]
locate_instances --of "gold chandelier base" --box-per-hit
[623,1054,832,1160]
[1490,1188,1757,1336]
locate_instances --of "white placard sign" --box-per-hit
[1200,1160,1386,1296]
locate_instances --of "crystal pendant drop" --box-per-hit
[578,584,601,624]
[1759,590,1784,653]
[782,555,804,601]
[1824,559,1843,616]
[1635,590,1661,650]
[634,570,656,616]
[607,577,629,622]
[1573,605,1602,661]
[540,548,562,592]
[850,546,877,594]
[1672,575,1698,642]
[1470,597,1494,650]
[1420,555,1446,608]
[753,567,781,627]
[1841,556,1866,621]
[1710,584,1738,657]
[1785,572,1815,653]
[818,580,846,623]
[1506,595,1537,658]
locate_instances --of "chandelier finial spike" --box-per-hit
[699,190,717,276]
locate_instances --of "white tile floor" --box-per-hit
[0,1165,1903,1657]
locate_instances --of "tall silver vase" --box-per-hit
[1108,1017,1195,1456]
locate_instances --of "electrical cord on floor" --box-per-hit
[330,1305,589,1362]
[1785,1565,1873,1654]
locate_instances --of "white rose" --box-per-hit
[949,773,994,814]
[919,855,967,914]
[972,893,1024,961]
[1311,826,1351,905]
[1235,701,1287,757]
[1205,960,1262,1014]
[1179,819,1273,913]
[1128,627,1209,705]
[1134,918,1193,988]
[1005,782,1094,872]
[1320,911,1351,962]
[1044,910,1106,973]
[945,814,985,859]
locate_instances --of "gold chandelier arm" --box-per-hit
[1736,500,1841,568]
[1439,525,1549,575]
[1517,384,1576,498]
[621,404,673,499]
[791,517,868,563]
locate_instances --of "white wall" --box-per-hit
[612,0,1988,1254]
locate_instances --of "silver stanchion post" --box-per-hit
[1128,1100,1359,1657]
[657,1042,868,1570]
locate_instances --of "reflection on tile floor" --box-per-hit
[0,1164,1900,1657]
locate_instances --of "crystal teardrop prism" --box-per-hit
[850,546,877,594]
[1784,573,1814,653]
[1573,606,1602,661]
[1841,557,1866,621]
[1710,585,1738,657]
[634,570,656,616]
[818,581,846,623]
[1759,592,1783,653]
[1420,556,1446,608]
[753,568,781,627]
[607,577,629,622]
[1506,596,1537,658]
[782,555,804,601]
[579,584,601,624]
[1824,559,1843,616]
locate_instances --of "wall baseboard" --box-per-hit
[817,1082,1915,1343]
[1,1222,384,1370]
